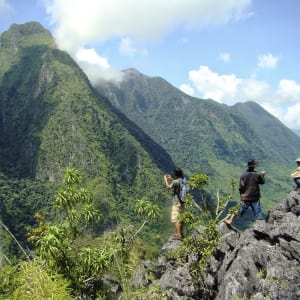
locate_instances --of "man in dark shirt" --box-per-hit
[225,159,266,224]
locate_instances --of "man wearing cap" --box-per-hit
[282,161,300,213]
[225,159,266,224]
[295,157,300,167]
[290,157,300,192]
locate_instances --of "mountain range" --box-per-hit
[1,21,300,249]
[96,69,300,212]
[0,22,173,250]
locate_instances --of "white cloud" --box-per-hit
[188,66,241,103]
[257,53,279,69]
[45,0,252,51]
[43,0,252,81]
[276,79,300,103]
[76,48,110,69]
[180,84,194,96]
[218,52,230,63]
[239,78,270,101]
[263,102,300,130]
[284,103,300,129]
[260,102,284,120]
[75,47,123,84]
[184,65,300,129]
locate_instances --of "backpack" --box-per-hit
[179,178,190,205]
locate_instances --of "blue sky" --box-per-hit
[1,0,300,131]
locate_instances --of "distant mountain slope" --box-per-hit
[0,23,174,248]
[233,101,300,164]
[95,68,300,211]
[294,129,300,136]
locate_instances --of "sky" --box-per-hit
[1,0,300,132]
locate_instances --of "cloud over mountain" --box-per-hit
[44,0,252,83]
[180,64,300,130]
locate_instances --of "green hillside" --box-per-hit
[1,22,299,257]
[233,101,300,163]
[0,22,55,78]
[1,21,299,300]
[0,23,174,256]
[96,68,300,214]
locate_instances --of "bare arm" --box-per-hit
[258,171,266,184]
[163,174,172,189]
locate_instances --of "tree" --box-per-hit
[0,259,73,300]
[173,172,239,276]
[27,168,162,299]
[27,167,106,296]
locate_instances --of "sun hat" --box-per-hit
[247,159,258,168]
[291,166,300,178]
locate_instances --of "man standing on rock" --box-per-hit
[225,159,266,225]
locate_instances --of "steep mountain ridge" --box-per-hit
[0,22,55,78]
[96,68,300,211]
[0,23,174,250]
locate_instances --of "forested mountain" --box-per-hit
[1,21,300,299]
[233,101,300,162]
[96,68,300,212]
[1,21,299,253]
[0,23,174,253]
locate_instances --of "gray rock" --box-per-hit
[159,264,197,297]
[130,190,300,299]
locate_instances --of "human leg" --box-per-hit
[175,221,183,239]
[224,213,236,224]
[224,200,248,224]
[171,205,184,239]
[250,200,264,220]
[239,200,250,216]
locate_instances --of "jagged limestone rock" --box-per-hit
[131,191,300,299]
[206,191,300,300]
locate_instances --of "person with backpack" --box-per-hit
[224,159,266,225]
[163,167,188,240]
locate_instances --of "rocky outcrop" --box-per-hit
[131,190,300,299]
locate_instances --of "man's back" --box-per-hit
[240,171,265,201]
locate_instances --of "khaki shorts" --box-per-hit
[171,204,184,223]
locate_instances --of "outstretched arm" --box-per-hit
[258,171,266,184]
[164,174,172,189]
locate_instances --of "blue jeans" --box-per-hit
[239,200,264,220]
